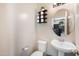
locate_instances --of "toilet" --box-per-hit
[31,40,47,56]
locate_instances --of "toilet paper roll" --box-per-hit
[37,16,39,19]
[37,20,39,22]
[41,12,43,14]
[21,47,29,56]
[41,9,45,11]
[41,19,44,22]
[41,16,43,18]
[22,48,28,51]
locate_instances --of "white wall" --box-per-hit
[0,4,9,56]
[75,4,79,53]
[0,4,15,56]
[6,3,16,56]
[15,3,37,55]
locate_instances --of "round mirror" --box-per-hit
[51,9,74,36]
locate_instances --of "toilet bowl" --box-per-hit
[31,40,47,56]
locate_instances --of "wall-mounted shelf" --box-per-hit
[36,7,47,24]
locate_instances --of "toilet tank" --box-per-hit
[37,40,47,52]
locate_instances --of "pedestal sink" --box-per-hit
[51,40,77,56]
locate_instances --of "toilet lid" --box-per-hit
[31,51,43,56]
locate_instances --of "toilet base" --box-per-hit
[31,51,43,56]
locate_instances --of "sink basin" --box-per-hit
[51,40,76,56]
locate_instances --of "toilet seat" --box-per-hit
[31,51,43,56]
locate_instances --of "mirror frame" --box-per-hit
[51,9,75,37]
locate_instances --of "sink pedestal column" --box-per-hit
[58,51,64,56]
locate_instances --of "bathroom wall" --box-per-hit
[15,3,37,55]
[75,4,79,53]
[0,3,9,56]
[36,3,76,55]
[0,4,15,55]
